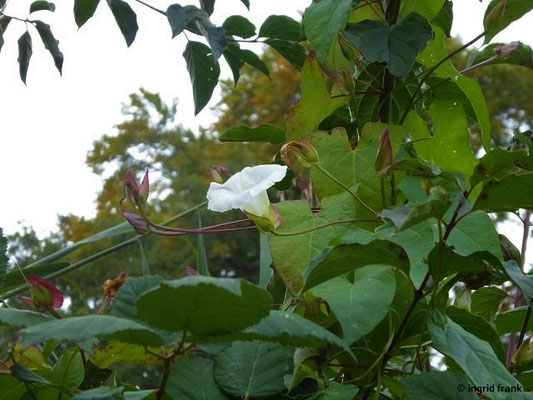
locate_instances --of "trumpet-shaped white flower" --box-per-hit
[206,164,287,218]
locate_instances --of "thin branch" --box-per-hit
[133,0,166,16]
[271,218,376,237]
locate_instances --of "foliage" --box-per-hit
[2,0,533,399]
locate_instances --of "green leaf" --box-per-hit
[112,275,162,320]
[470,147,528,188]
[74,0,101,28]
[311,265,396,344]
[239,0,249,10]
[10,363,52,385]
[344,13,433,78]
[259,233,272,288]
[17,31,32,84]
[446,210,503,261]
[224,44,269,77]
[446,306,506,363]
[314,382,359,399]
[34,21,63,74]
[1,262,69,291]
[106,0,138,47]
[432,0,453,36]
[484,0,533,43]
[52,347,84,390]
[264,38,307,69]
[303,0,352,62]
[0,308,53,327]
[167,4,187,38]
[223,46,244,84]
[30,1,55,13]
[258,15,301,41]
[0,228,8,287]
[222,15,255,39]
[213,341,293,398]
[197,215,209,276]
[73,387,125,400]
[474,173,533,212]
[469,42,533,69]
[417,25,491,151]
[90,341,162,368]
[304,240,409,292]
[495,306,533,335]
[22,315,164,347]
[219,124,284,145]
[0,16,11,53]
[136,277,271,336]
[471,287,508,321]
[166,357,227,400]
[0,375,27,400]
[200,0,215,15]
[427,309,522,400]
[195,19,227,60]
[124,390,156,400]
[398,371,477,400]
[183,41,221,115]
[399,0,445,21]
[503,260,533,305]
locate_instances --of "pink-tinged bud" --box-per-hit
[18,275,63,311]
[375,129,393,174]
[138,170,149,204]
[124,171,140,207]
[493,41,519,58]
[185,266,200,276]
[120,210,149,234]
[210,164,232,184]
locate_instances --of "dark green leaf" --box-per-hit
[223,46,244,84]
[427,309,522,400]
[167,357,227,400]
[0,308,53,328]
[195,19,227,60]
[0,16,11,53]
[399,371,477,400]
[213,341,293,398]
[136,277,271,336]
[314,382,359,399]
[219,124,284,145]
[399,0,445,20]
[112,275,162,320]
[1,262,69,290]
[471,287,508,321]
[474,173,533,212]
[469,42,533,69]
[503,261,533,305]
[484,0,533,43]
[344,13,432,78]
[0,375,27,400]
[167,4,187,38]
[73,387,124,400]
[106,0,138,47]
[495,306,533,335]
[74,0,100,28]
[259,233,272,289]
[34,21,63,74]
[0,228,8,287]
[264,38,306,69]
[183,41,220,115]
[303,0,352,61]
[52,347,84,390]
[30,1,55,13]
[10,363,52,385]
[224,44,269,76]
[259,15,301,40]
[222,15,255,39]
[239,0,249,9]
[470,147,528,188]
[432,0,453,37]
[311,265,396,344]
[200,0,215,15]
[22,315,164,347]
[17,31,32,84]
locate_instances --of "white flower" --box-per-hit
[206,164,287,217]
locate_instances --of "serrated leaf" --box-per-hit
[213,341,293,398]
[183,41,220,115]
[0,308,53,328]
[303,0,352,62]
[74,0,101,28]
[219,124,284,145]
[167,4,187,38]
[264,38,306,69]
[474,173,533,212]
[344,13,432,78]
[107,0,138,47]
[223,15,255,39]
[136,277,271,336]
[34,21,63,74]
[398,371,476,400]
[30,1,55,13]
[259,15,301,40]
[484,0,533,43]
[17,31,32,84]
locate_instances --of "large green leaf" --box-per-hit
[30,1,55,13]
[311,265,396,344]
[470,147,528,188]
[495,306,533,335]
[74,0,101,28]
[224,43,269,80]
[34,21,63,74]
[258,15,301,41]
[195,19,227,60]
[259,233,272,289]
[314,382,359,399]
[136,277,271,336]
[304,241,408,292]
[483,0,533,43]
[344,13,432,78]
[200,0,214,15]
[285,55,347,140]
[474,173,533,212]
[417,26,491,150]
[166,357,227,400]
[471,286,508,321]
[0,16,11,53]
[303,0,352,62]
[222,15,255,39]
[0,308,52,327]
[398,371,477,400]
[427,309,522,400]
[17,31,32,84]
[469,42,533,69]
[0,375,27,400]
[183,41,221,115]
[52,347,84,390]
[213,341,293,398]
[90,341,161,368]
[112,275,162,320]
[106,0,138,47]
[167,4,187,38]
[399,0,445,21]
[219,124,284,145]
[22,315,164,347]
[73,387,124,400]
[503,261,533,305]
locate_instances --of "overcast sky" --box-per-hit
[0,0,532,264]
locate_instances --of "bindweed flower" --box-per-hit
[18,275,64,312]
[281,138,318,188]
[124,170,149,207]
[120,209,149,234]
[206,164,287,231]
[375,129,393,174]
[210,164,232,184]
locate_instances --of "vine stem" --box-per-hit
[271,218,376,236]
[314,163,378,217]
[399,31,486,124]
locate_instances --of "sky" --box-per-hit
[0,0,532,264]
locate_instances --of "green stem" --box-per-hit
[271,219,376,237]
[314,164,378,217]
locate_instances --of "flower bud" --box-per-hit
[281,139,319,188]
[124,170,149,208]
[300,138,319,164]
[18,275,64,312]
[120,210,149,234]
[513,338,533,366]
[245,205,281,233]
[138,170,149,204]
[375,129,393,174]
[185,266,200,277]
[210,164,232,184]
